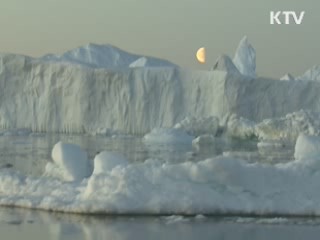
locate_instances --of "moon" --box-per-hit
[196,47,206,64]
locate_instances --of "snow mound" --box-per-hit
[297,66,320,81]
[46,142,92,181]
[280,73,295,81]
[143,128,194,144]
[41,43,176,68]
[212,55,240,74]
[93,152,128,175]
[233,36,256,78]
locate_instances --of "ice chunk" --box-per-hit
[256,110,320,141]
[143,128,194,144]
[294,134,320,161]
[93,152,128,175]
[221,114,256,139]
[233,36,256,78]
[192,134,216,146]
[174,116,219,136]
[50,142,92,181]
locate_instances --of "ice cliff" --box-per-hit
[0,39,320,135]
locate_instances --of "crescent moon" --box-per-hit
[196,47,206,64]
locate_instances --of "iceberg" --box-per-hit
[1,38,320,135]
[2,54,320,135]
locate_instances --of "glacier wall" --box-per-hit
[1,53,320,134]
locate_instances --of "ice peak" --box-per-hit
[297,65,320,81]
[233,36,256,78]
[41,43,176,69]
[280,73,295,81]
[212,54,240,74]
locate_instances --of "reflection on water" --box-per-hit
[1,208,320,240]
[0,134,294,177]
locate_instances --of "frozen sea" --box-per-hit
[1,133,318,239]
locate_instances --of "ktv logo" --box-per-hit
[270,11,305,25]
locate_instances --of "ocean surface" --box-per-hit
[1,208,320,240]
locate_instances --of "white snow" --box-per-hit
[297,65,320,81]
[143,128,194,144]
[233,36,256,78]
[0,136,320,215]
[47,142,92,181]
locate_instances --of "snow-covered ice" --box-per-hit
[0,135,319,216]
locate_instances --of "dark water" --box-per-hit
[1,208,320,240]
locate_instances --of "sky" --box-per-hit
[0,0,319,78]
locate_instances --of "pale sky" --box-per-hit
[0,0,318,78]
